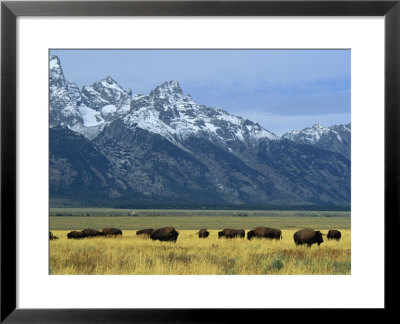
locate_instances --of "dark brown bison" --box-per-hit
[247,227,282,240]
[327,229,341,240]
[150,227,179,242]
[136,228,154,236]
[49,232,58,240]
[102,228,123,236]
[82,228,104,237]
[218,228,245,239]
[67,231,86,239]
[293,228,324,247]
[197,228,210,238]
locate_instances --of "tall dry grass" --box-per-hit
[49,229,350,275]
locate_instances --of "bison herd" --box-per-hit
[51,227,342,247]
[66,227,123,239]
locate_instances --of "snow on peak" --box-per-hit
[333,123,351,132]
[78,104,104,127]
[49,55,65,82]
[49,55,83,127]
[283,122,350,145]
[50,56,281,145]
[312,123,325,130]
[49,55,61,70]
[283,123,329,143]
[105,76,115,83]
[126,81,279,145]
[99,76,124,91]
[150,80,184,98]
[162,80,181,91]
[50,55,130,133]
[81,76,132,116]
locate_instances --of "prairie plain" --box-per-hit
[49,210,350,275]
[49,209,350,230]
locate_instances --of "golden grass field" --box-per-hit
[49,229,351,275]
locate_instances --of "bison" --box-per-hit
[49,231,58,240]
[218,228,245,239]
[82,228,104,237]
[150,227,179,242]
[136,228,154,236]
[102,228,123,236]
[327,229,341,241]
[197,228,210,238]
[247,227,282,240]
[293,228,324,247]
[67,231,86,239]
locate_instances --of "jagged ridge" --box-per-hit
[49,55,351,207]
[49,55,279,145]
[282,123,351,160]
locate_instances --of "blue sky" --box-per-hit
[50,49,350,135]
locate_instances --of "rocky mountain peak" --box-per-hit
[49,55,347,159]
[105,76,116,84]
[282,122,351,159]
[50,55,61,70]
[284,123,331,142]
[81,75,132,113]
[96,76,127,93]
[332,123,351,132]
[150,80,184,98]
[49,55,351,207]
[312,123,325,129]
[49,55,83,127]
[49,55,66,85]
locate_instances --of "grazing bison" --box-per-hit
[102,228,123,236]
[82,228,104,237]
[218,228,245,239]
[197,228,210,238]
[136,228,154,236]
[247,227,282,240]
[150,227,179,242]
[327,229,341,240]
[67,231,86,239]
[293,228,324,247]
[49,232,58,240]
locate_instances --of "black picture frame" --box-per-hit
[1,0,399,322]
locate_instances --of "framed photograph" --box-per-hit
[1,0,399,322]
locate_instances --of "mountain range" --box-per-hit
[49,55,351,209]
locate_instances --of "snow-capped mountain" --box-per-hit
[49,55,351,208]
[49,55,83,127]
[282,123,350,144]
[80,76,132,124]
[50,56,135,139]
[125,80,279,148]
[282,123,351,159]
[49,55,278,146]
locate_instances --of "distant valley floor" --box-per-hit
[49,211,350,231]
